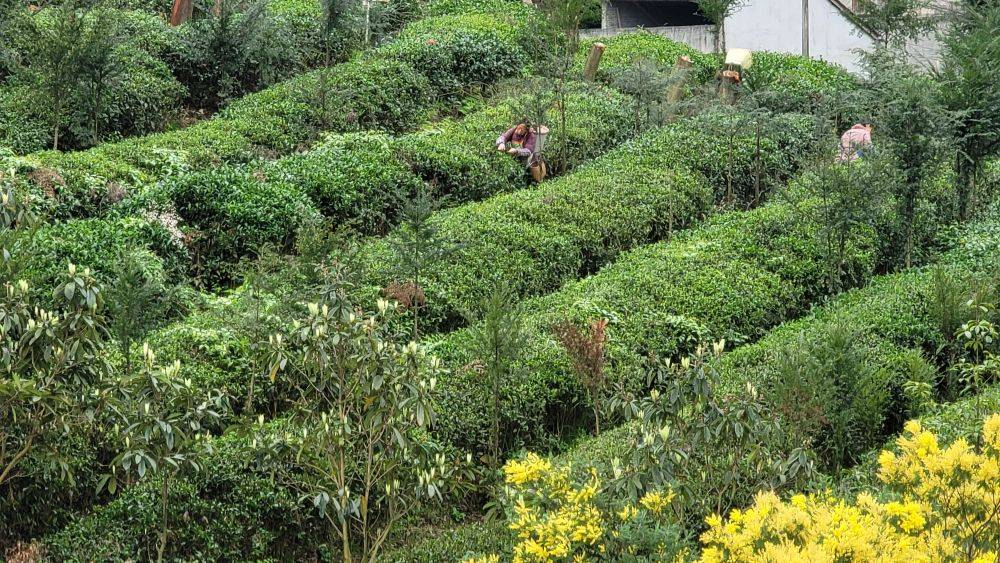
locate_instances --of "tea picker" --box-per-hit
[496,121,550,183]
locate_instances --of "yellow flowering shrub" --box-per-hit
[483,454,687,562]
[699,415,1000,562]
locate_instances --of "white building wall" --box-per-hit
[581,24,717,52]
[724,0,872,73]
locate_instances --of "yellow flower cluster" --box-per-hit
[505,453,553,486]
[496,455,679,562]
[699,415,1000,562]
[877,416,1000,557]
[700,490,949,562]
[506,463,603,562]
[640,489,676,515]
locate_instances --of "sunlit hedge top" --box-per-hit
[576,31,719,83]
[742,51,859,113]
[424,0,539,18]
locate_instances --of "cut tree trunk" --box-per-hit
[582,42,606,82]
[666,56,693,105]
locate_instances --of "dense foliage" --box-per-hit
[3,0,999,560]
[7,2,539,220]
[0,0,330,152]
[350,110,815,336]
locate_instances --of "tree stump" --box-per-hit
[666,56,693,105]
[582,42,606,82]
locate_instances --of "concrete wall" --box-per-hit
[724,0,873,73]
[581,24,717,52]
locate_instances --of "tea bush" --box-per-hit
[0,86,50,154]
[21,216,188,303]
[379,32,525,107]
[429,193,880,457]
[121,166,320,286]
[424,0,538,18]
[710,205,1000,468]
[264,84,632,229]
[13,6,538,219]
[42,424,326,562]
[743,51,860,114]
[352,110,815,335]
[576,31,718,83]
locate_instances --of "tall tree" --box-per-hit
[538,0,585,171]
[695,0,746,53]
[936,1,1000,218]
[863,50,953,267]
[854,0,938,49]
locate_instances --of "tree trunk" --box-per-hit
[666,56,693,106]
[956,156,976,221]
[157,474,170,563]
[582,42,605,82]
[170,0,193,25]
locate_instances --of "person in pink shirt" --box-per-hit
[497,119,547,182]
[496,120,538,164]
[838,121,873,162]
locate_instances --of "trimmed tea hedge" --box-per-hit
[12,6,540,219]
[550,202,1000,488]
[115,84,630,286]
[576,31,718,83]
[742,51,860,114]
[118,166,321,286]
[21,215,188,301]
[428,189,881,456]
[264,83,633,229]
[351,110,816,335]
[425,0,538,18]
[42,423,326,562]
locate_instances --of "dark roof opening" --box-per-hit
[604,0,712,28]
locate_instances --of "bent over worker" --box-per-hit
[496,120,546,182]
[838,121,873,162]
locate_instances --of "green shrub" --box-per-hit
[378,31,525,106]
[21,216,188,302]
[266,132,422,231]
[424,0,537,18]
[68,46,187,143]
[264,84,632,230]
[18,8,533,218]
[0,431,104,549]
[382,519,514,562]
[352,110,816,335]
[124,166,320,287]
[576,31,719,83]
[355,151,713,335]
[0,86,50,154]
[428,194,879,456]
[165,0,314,111]
[0,8,186,152]
[42,426,325,562]
[704,207,1000,469]
[742,51,860,113]
[220,56,432,149]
